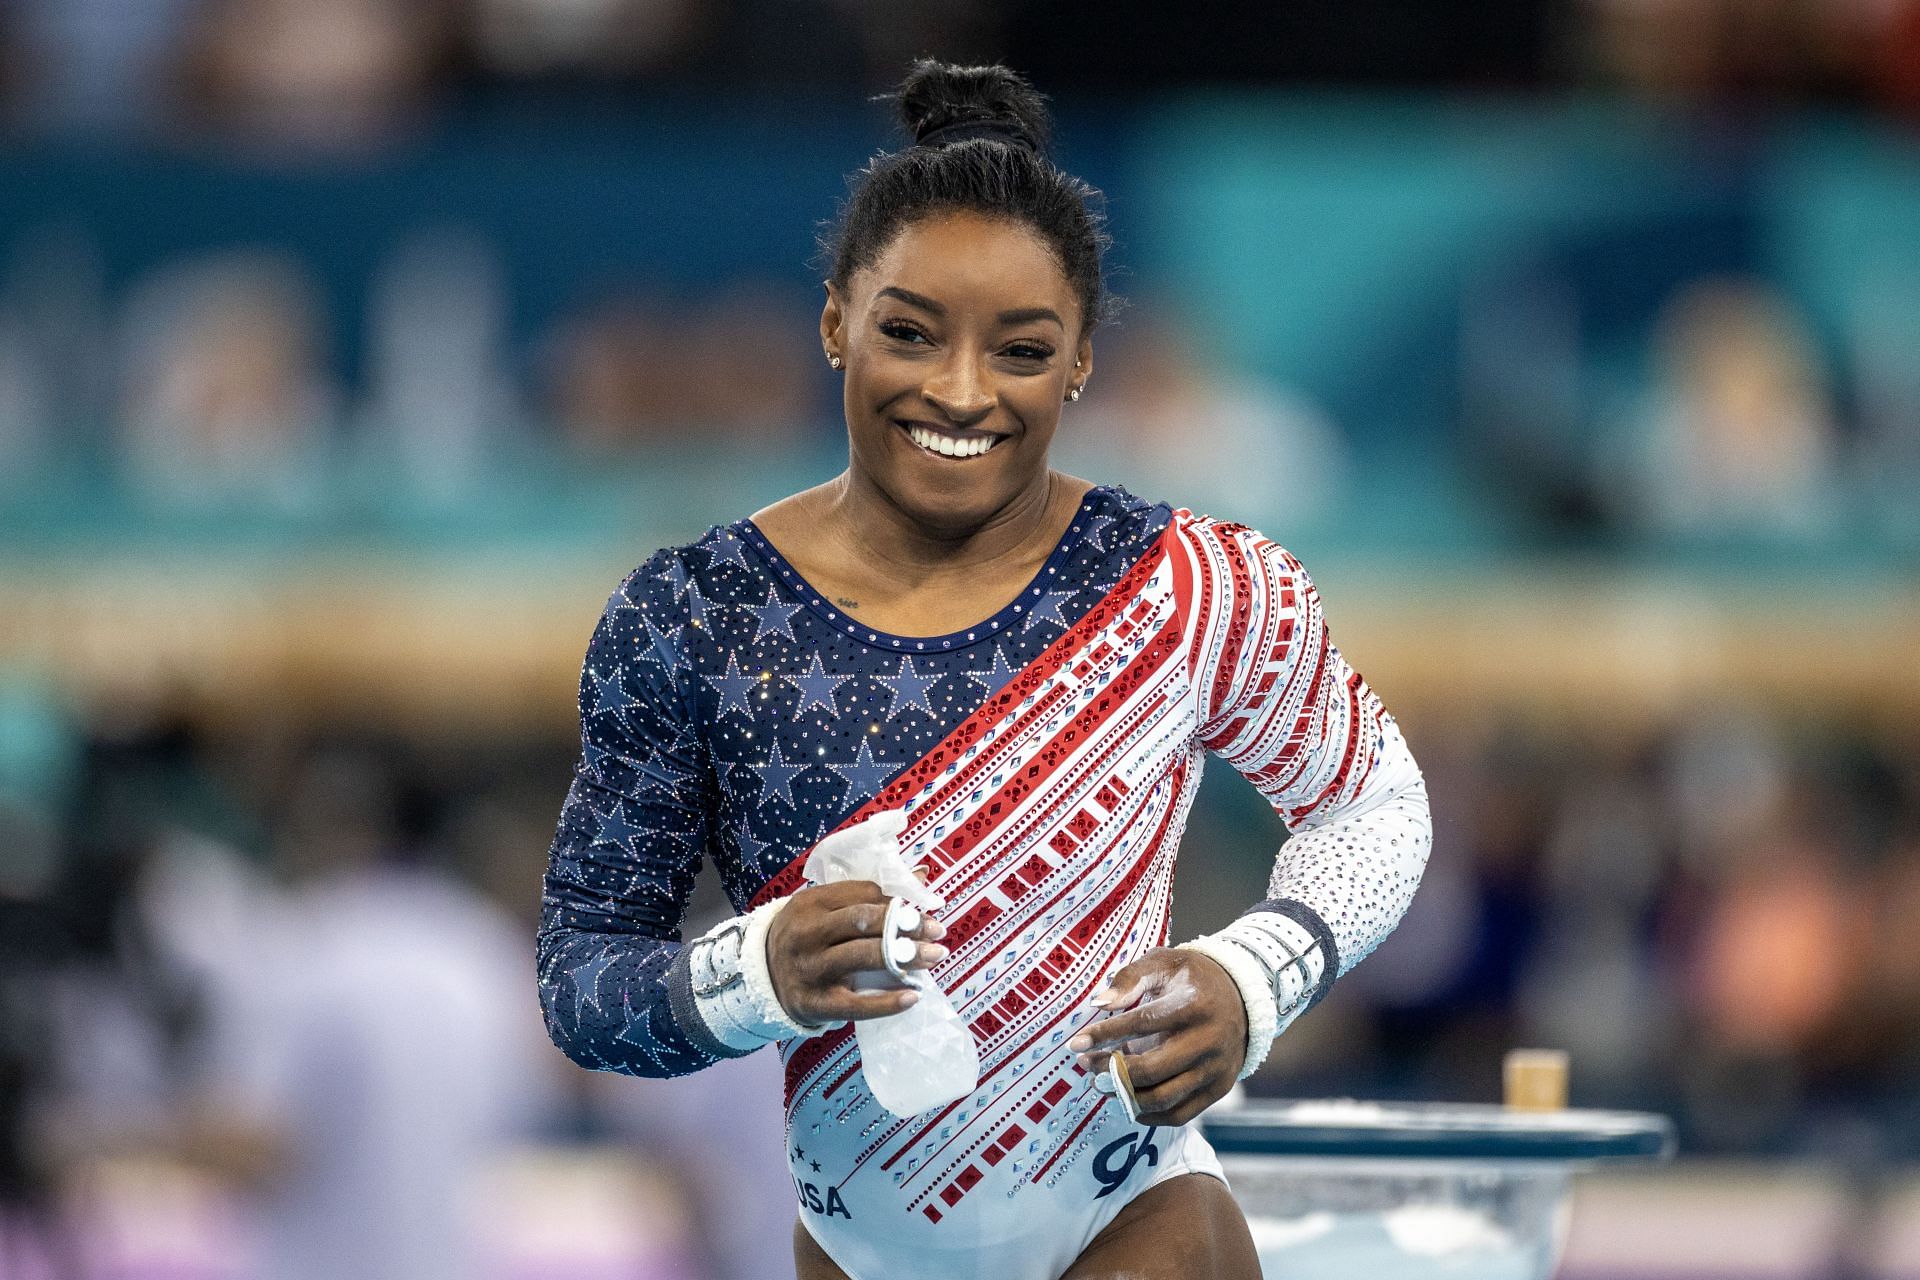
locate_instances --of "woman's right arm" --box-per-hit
[536,554,944,1078]
[536,555,748,1078]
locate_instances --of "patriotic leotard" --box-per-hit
[539,484,1427,1280]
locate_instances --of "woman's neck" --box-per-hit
[819,467,1083,583]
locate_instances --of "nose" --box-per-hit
[921,350,994,426]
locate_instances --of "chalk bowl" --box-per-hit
[1202,1100,1675,1280]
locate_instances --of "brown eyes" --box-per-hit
[875,321,1053,363]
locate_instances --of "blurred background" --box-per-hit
[0,0,1916,1276]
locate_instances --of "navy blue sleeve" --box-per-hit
[536,552,734,1078]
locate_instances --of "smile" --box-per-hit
[898,421,1006,459]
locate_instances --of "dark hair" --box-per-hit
[821,60,1116,334]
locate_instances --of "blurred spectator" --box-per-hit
[543,282,821,456]
[1877,0,1920,118]
[1599,278,1842,540]
[116,249,337,512]
[1057,311,1350,526]
[0,228,110,489]
[1679,814,1866,1151]
[471,0,708,78]
[187,746,560,1280]
[1849,271,1920,542]
[1516,744,1674,1100]
[357,230,520,504]
[0,0,197,133]
[543,290,675,454]
[1570,0,1879,103]
[171,0,459,151]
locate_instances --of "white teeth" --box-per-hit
[906,424,999,458]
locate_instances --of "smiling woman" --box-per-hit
[537,59,1433,1280]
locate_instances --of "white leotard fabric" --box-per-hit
[538,487,1431,1280]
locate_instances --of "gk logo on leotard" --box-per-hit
[1090,1131,1158,1199]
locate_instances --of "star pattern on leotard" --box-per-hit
[705,530,756,575]
[636,608,681,673]
[661,556,695,606]
[615,998,680,1074]
[568,947,620,1021]
[591,800,647,854]
[880,655,940,719]
[735,822,771,866]
[788,651,851,717]
[747,588,803,647]
[704,650,758,722]
[1081,509,1117,554]
[582,740,612,778]
[755,736,811,811]
[1028,590,1073,633]
[539,485,1170,1084]
[589,666,639,718]
[684,579,713,632]
[981,644,1022,694]
[828,735,896,805]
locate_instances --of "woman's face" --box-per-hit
[821,210,1092,534]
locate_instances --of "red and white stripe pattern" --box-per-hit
[765,512,1420,1278]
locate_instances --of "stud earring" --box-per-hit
[1066,386,1082,402]
[827,354,843,369]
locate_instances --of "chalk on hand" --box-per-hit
[1110,1051,1142,1123]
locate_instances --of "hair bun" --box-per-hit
[894,60,1052,158]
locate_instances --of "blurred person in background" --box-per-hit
[470,0,709,80]
[115,250,336,513]
[1570,0,1902,104]
[0,229,111,494]
[543,283,825,458]
[1677,784,1867,1153]
[0,0,197,133]
[543,290,680,457]
[1599,277,1842,540]
[1,722,231,1278]
[356,230,521,505]
[1349,728,1551,1102]
[170,0,459,151]
[1859,829,1920,1155]
[1055,310,1349,529]
[191,745,559,1280]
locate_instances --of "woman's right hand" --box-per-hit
[766,880,949,1025]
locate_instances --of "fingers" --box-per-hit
[1120,1028,1229,1094]
[1130,1064,1220,1127]
[1068,996,1190,1054]
[1088,945,1188,1006]
[808,984,921,1023]
[874,899,948,943]
[819,937,948,976]
[790,887,947,949]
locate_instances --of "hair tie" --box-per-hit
[916,119,1032,151]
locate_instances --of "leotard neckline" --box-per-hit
[732,484,1114,654]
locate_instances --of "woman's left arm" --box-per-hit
[1070,516,1432,1122]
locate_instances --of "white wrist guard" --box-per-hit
[687,897,840,1051]
[1177,911,1327,1079]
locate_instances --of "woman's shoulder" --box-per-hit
[1082,482,1253,559]
[1142,502,1316,588]
[599,518,773,622]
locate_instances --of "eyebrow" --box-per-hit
[877,286,1065,330]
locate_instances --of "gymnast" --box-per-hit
[537,59,1433,1280]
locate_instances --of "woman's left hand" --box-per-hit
[1067,948,1248,1126]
